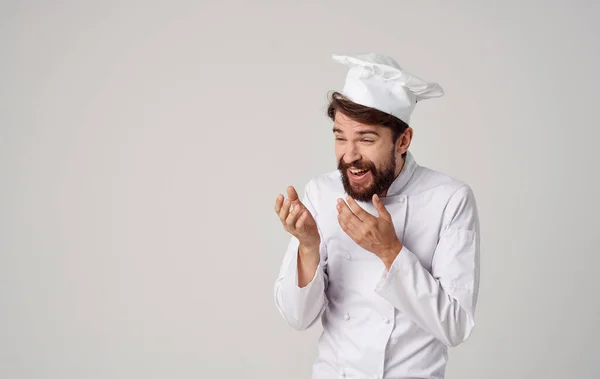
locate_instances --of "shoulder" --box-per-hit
[412,165,479,229]
[410,164,476,201]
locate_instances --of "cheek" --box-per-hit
[369,143,393,165]
[334,145,345,160]
[366,154,388,170]
[360,148,379,164]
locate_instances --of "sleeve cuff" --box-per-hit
[282,247,323,294]
[375,245,418,293]
[278,246,327,327]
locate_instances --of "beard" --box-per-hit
[338,150,397,202]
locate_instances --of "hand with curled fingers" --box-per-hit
[336,193,403,270]
[275,186,321,252]
[275,186,321,287]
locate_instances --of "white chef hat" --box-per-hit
[332,53,444,124]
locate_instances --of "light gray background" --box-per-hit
[2,1,599,378]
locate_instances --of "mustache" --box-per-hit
[338,159,376,171]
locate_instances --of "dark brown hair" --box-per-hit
[326,91,410,149]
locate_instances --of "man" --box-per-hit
[273,53,480,379]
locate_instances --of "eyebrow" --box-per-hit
[332,127,380,137]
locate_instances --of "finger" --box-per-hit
[278,199,291,223]
[337,212,350,233]
[345,196,372,222]
[373,194,392,222]
[285,204,303,227]
[275,194,284,213]
[295,209,308,229]
[337,199,361,230]
[287,186,307,214]
[337,211,358,239]
[287,186,299,203]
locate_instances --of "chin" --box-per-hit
[341,173,378,202]
[348,187,375,202]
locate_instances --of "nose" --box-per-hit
[343,142,361,164]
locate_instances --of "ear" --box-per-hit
[396,127,413,155]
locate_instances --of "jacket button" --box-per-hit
[344,313,350,320]
[345,253,352,260]
[382,317,390,324]
[399,197,406,203]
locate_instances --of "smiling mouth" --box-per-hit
[349,168,368,175]
[348,168,371,182]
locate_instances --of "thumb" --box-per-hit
[287,186,304,208]
[373,194,391,222]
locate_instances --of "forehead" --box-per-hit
[333,112,384,134]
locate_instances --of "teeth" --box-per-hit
[350,168,368,174]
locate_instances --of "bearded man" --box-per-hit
[273,53,481,379]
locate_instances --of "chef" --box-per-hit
[273,53,480,379]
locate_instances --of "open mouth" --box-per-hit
[348,168,371,182]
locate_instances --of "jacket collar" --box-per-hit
[384,150,418,197]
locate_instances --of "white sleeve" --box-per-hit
[273,182,329,331]
[375,185,480,347]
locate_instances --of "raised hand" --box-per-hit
[336,194,403,270]
[275,186,320,250]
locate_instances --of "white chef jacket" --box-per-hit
[274,151,480,379]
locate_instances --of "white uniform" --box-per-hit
[274,151,480,379]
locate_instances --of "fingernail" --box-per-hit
[374,194,379,201]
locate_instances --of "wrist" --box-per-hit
[298,240,320,256]
[299,236,320,250]
[298,242,320,267]
[381,239,403,270]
